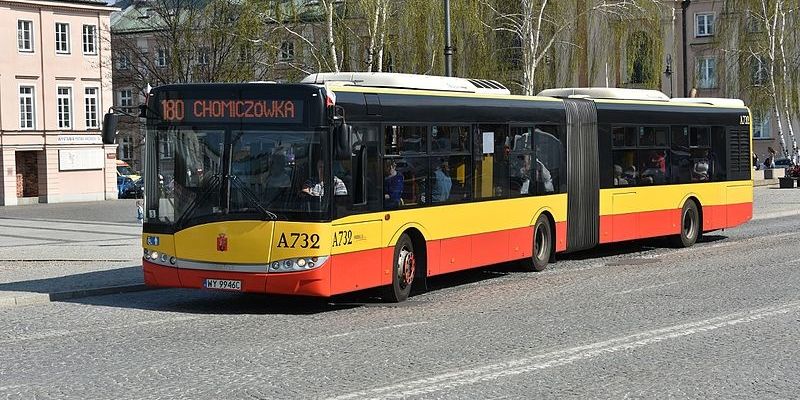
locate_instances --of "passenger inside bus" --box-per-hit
[431,160,452,203]
[384,160,404,208]
[302,160,348,197]
[641,150,667,184]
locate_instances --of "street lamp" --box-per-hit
[664,54,673,97]
[444,0,453,77]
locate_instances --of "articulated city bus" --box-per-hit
[113,73,752,302]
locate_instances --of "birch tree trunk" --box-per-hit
[322,0,340,73]
[777,3,798,161]
[763,0,789,159]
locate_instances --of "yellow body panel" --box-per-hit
[144,194,568,262]
[141,234,175,256]
[599,180,753,215]
[174,221,273,263]
[330,219,383,255]
[334,194,568,247]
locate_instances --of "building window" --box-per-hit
[19,86,35,130]
[119,89,133,112]
[57,87,72,129]
[18,20,33,52]
[55,23,70,54]
[753,113,771,139]
[82,25,97,55]
[697,57,716,89]
[751,57,768,86]
[156,48,167,67]
[120,136,133,160]
[197,48,209,65]
[159,134,174,159]
[84,87,100,129]
[696,13,714,37]
[280,41,294,61]
[118,54,130,70]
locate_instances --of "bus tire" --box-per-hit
[671,200,700,248]
[521,214,552,272]
[382,233,415,302]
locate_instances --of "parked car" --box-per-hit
[120,178,144,199]
[117,176,134,197]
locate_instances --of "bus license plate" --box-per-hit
[203,279,242,291]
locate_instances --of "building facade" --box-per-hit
[669,0,791,160]
[0,0,117,206]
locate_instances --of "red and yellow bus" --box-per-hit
[117,73,752,302]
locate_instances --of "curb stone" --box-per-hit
[0,284,153,309]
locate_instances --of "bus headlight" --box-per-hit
[267,256,328,273]
[144,250,177,267]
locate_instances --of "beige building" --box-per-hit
[0,0,117,206]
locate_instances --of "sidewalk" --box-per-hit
[0,187,798,309]
[0,199,147,308]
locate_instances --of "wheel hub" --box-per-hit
[397,247,415,289]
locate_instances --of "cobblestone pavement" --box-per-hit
[0,201,141,298]
[0,189,798,399]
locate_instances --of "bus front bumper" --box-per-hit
[142,258,331,297]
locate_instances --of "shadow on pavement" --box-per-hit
[49,235,729,315]
[0,266,143,294]
[61,267,512,316]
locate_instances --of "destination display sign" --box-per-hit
[159,99,303,123]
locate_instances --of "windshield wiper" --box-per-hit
[229,175,279,221]
[175,174,222,228]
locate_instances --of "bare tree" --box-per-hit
[721,0,800,161]
[481,0,663,95]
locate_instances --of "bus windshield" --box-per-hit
[146,126,330,227]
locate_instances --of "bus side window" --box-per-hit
[711,126,727,181]
[533,125,563,194]
[475,124,509,199]
[670,126,691,184]
[336,124,381,217]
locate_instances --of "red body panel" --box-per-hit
[329,248,383,295]
[599,202,752,244]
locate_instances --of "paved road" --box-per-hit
[1,192,799,399]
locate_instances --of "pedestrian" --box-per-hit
[136,200,144,224]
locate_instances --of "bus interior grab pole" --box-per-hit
[444,0,453,77]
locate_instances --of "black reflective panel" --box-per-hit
[691,127,711,147]
[672,125,689,147]
[710,126,727,181]
[613,126,637,147]
[431,126,470,153]
[386,125,427,155]
[639,127,668,147]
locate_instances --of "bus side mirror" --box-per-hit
[102,113,118,145]
[334,123,352,160]
[353,145,368,206]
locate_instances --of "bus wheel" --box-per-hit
[671,200,700,248]
[522,214,552,272]
[383,233,415,302]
